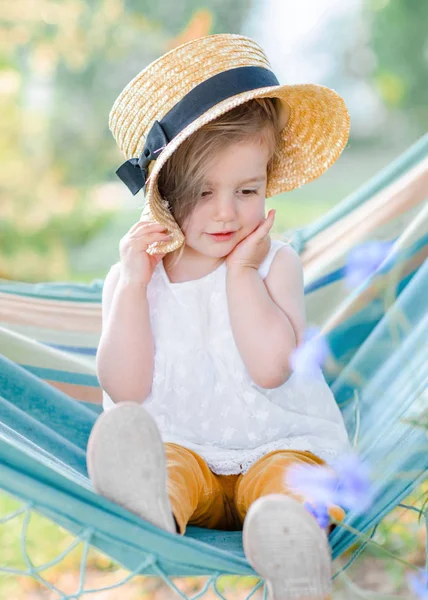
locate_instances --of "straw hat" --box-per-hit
[109,33,350,255]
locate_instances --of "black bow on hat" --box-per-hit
[115,120,170,196]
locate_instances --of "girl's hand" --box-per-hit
[226,210,276,271]
[119,219,173,286]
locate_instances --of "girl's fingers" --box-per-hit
[266,210,275,227]
[266,209,275,222]
[129,223,170,238]
[134,232,173,246]
[131,219,167,230]
[134,221,167,232]
[258,210,275,234]
[127,220,152,235]
[131,231,172,243]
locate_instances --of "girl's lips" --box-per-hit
[207,232,236,241]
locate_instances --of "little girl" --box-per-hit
[87,34,352,600]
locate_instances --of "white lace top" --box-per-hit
[103,240,351,475]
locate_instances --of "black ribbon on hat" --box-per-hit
[115,65,280,195]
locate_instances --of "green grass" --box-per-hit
[0,491,117,599]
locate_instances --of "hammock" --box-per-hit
[0,135,427,599]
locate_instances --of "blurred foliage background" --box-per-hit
[0,0,427,282]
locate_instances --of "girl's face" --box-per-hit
[181,139,270,259]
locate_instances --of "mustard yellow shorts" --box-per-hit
[164,443,346,536]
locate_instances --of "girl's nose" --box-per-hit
[214,196,238,221]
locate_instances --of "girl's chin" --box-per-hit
[183,242,230,257]
[206,239,238,254]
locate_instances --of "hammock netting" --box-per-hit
[0,135,427,599]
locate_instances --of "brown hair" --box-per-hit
[156,97,283,267]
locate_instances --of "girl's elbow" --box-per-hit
[252,367,292,389]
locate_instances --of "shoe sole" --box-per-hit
[86,401,176,534]
[242,494,332,600]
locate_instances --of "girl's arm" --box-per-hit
[96,262,155,403]
[226,245,305,389]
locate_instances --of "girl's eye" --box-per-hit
[200,189,257,197]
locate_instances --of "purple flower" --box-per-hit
[331,454,374,512]
[344,240,394,290]
[408,569,428,599]
[289,326,330,376]
[287,464,339,505]
[286,452,374,515]
[304,501,330,529]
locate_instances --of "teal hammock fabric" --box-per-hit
[0,135,427,598]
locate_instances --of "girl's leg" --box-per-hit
[165,443,240,535]
[86,402,177,534]
[234,449,346,529]
[234,450,346,600]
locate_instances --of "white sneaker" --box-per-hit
[242,494,332,600]
[86,401,177,535]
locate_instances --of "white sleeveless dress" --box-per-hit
[103,240,352,475]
